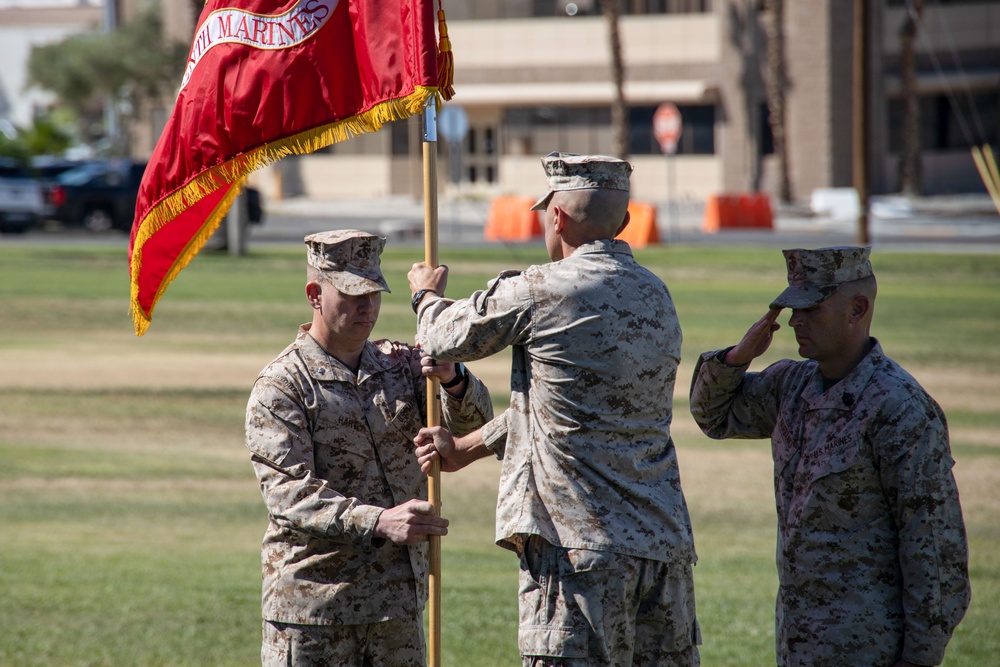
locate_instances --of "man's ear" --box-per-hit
[305,281,322,309]
[615,210,632,237]
[550,206,567,235]
[850,294,871,322]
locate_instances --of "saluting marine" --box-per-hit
[690,246,970,667]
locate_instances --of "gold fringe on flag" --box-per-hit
[436,3,455,101]
[130,85,440,336]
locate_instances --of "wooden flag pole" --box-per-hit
[972,146,1000,216]
[422,97,442,667]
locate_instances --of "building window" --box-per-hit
[390,118,410,156]
[504,106,613,155]
[760,102,774,156]
[484,127,496,155]
[888,90,1000,153]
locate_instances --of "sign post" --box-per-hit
[437,104,469,239]
[653,103,683,242]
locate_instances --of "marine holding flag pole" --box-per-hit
[422,97,444,667]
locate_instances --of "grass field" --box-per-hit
[0,242,997,666]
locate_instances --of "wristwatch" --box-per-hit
[411,288,439,314]
[440,363,466,389]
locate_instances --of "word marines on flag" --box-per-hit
[181,0,338,89]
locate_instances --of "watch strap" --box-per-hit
[411,288,439,314]
[440,363,466,388]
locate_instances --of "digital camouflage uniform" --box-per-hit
[417,235,699,664]
[247,327,492,658]
[690,305,970,663]
[246,229,493,666]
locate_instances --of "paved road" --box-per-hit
[4,194,999,253]
[252,194,1000,253]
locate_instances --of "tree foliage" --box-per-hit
[26,8,187,126]
[0,117,73,163]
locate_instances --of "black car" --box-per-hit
[44,159,148,232]
[31,156,95,183]
[44,158,264,233]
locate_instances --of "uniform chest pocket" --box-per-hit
[378,394,423,441]
[312,416,375,475]
[806,434,861,481]
[800,434,885,535]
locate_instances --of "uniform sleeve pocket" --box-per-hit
[773,415,798,475]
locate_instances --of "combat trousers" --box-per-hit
[261,615,424,667]
[518,535,701,667]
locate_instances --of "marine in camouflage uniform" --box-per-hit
[409,153,700,666]
[245,230,493,667]
[689,246,970,667]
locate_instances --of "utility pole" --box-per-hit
[853,0,871,245]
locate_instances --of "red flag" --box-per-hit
[128,0,453,335]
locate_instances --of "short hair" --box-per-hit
[551,188,629,238]
[307,265,331,287]
[837,274,878,300]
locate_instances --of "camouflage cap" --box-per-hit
[770,246,873,309]
[530,151,633,211]
[304,229,390,295]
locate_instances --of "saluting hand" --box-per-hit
[725,308,782,366]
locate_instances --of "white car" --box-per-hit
[0,158,44,234]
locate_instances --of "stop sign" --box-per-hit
[653,103,683,155]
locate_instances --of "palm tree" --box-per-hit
[763,0,792,202]
[599,0,629,160]
[898,0,923,196]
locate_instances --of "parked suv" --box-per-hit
[0,158,45,234]
[44,159,147,232]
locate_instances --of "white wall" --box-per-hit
[0,6,101,130]
[298,155,392,199]
[452,14,720,70]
